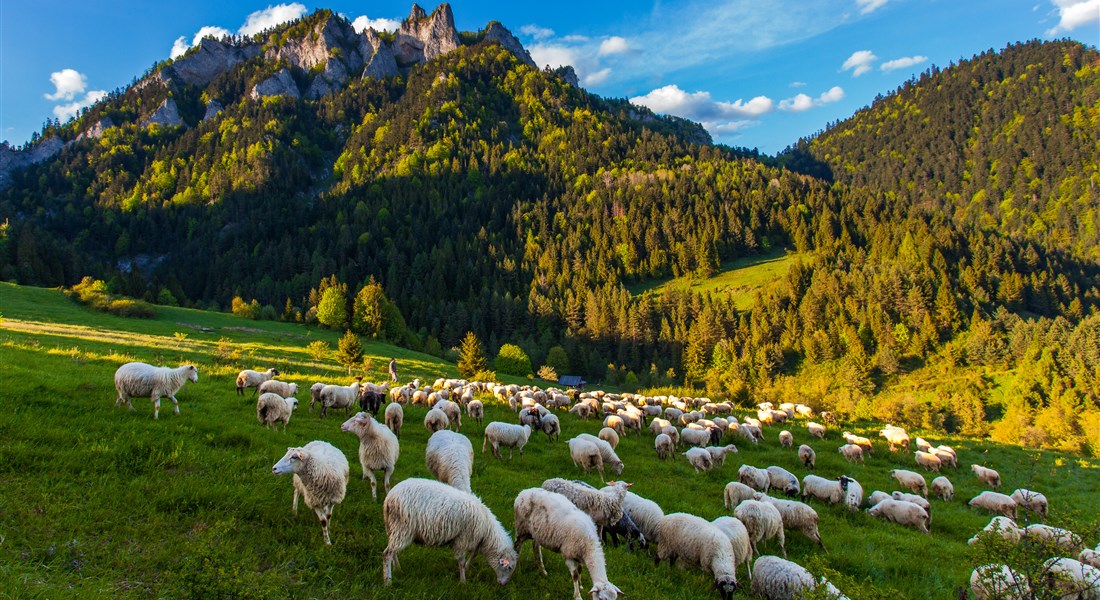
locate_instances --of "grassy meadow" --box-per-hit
[1,282,1098,599]
[628,249,810,310]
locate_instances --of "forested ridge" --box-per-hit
[1,10,1098,453]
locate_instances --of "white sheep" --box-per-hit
[341,412,400,500]
[424,407,450,433]
[711,516,753,584]
[513,488,622,600]
[598,427,620,449]
[662,425,681,447]
[739,424,763,444]
[382,478,516,585]
[310,382,325,410]
[970,564,1030,600]
[867,498,930,534]
[655,433,675,460]
[684,447,715,473]
[879,425,910,451]
[1080,546,1100,569]
[568,437,607,483]
[767,466,800,497]
[932,447,958,470]
[236,367,278,396]
[972,464,1002,488]
[807,422,825,439]
[838,444,864,464]
[801,474,855,505]
[735,499,786,557]
[724,481,758,510]
[890,469,927,497]
[574,433,624,476]
[654,513,740,599]
[842,432,873,454]
[779,431,793,448]
[968,516,1022,546]
[753,492,824,549]
[751,555,817,600]
[969,491,1018,519]
[539,412,561,441]
[435,400,462,431]
[483,422,533,460]
[113,362,198,419]
[866,490,891,507]
[915,437,932,452]
[931,476,954,501]
[891,492,932,522]
[271,440,349,545]
[1042,557,1100,600]
[541,478,630,538]
[256,392,297,431]
[319,381,362,418]
[384,402,403,437]
[426,430,474,493]
[466,399,484,426]
[1010,488,1048,516]
[843,478,863,512]
[569,403,593,420]
[914,450,942,472]
[738,465,771,493]
[798,445,816,470]
[681,426,712,448]
[707,445,738,466]
[1024,524,1083,554]
[258,379,298,398]
[623,490,664,545]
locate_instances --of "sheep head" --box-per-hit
[712,574,738,599]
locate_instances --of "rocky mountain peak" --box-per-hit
[394,2,459,65]
[483,21,536,68]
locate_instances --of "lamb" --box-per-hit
[1023,524,1083,554]
[654,513,740,599]
[779,431,793,448]
[655,433,675,460]
[541,478,630,538]
[598,427,620,449]
[574,434,624,476]
[931,476,954,501]
[739,465,771,493]
[568,437,607,483]
[681,426,712,448]
[622,490,664,545]
[466,399,484,426]
[310,382,325,410]
[602,503,648,551]
[319,381,362,418]
[236,367,278,396]
[734,500,786,557]
[482,422,533,460]
[970,564,1031,600]
[271,440,349,545]
[258,379,298,399]
[707,445,738,466]
[711,516,754,584]
[867,498,930,534]
[424,407,450,433]
[512,488,622,600]
[879,425,910,451]
[384,402,403,437]
[890,469,927,497]
[968,517,1022,546]
[382,478,517,585]
[340,412,400,500]
[113,362,198,419]
[807,422,825,439]
[1042,557,1100,600]
[256,392,297,431]
[426,430,474,493]
[684,447,715,473]
[767,466,800,497]
[751,555,818,600]
[969,491,1018,519]
[753,492,824,549]
[435,400,462,431]
[838,444,864,464]
[724,481,758,509]
[972,464,1002,488]
[798,445,816,470]
[1010,488,1048,516]
[801,475,856,505]
[914,450,942,472]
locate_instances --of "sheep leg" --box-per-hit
[315,506,332,545]
[566,559,583,600]
[382,467,393,496]
[292,487,300,513]
[170,394,179,416]
[533,543,547,576]
[153,396,160,420]
[482,436,488,454]
[779,531,787,558]
[365,470,378,500]
[454,550,468,582]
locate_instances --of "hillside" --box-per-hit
[2,282,1098,599]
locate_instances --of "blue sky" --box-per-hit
[1,0,1097,153]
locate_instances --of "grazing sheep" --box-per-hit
[1024,524,1083,554]
[574,434,624,476]
[1079,546,1100,569]
[384,402,403,437]
[426,430,474,493]
[915,437,932,453]
[483,422,533,460]
[598,427,620,450]
[341,412,400,500]
[271,441,349,545]
[753,493,824,549]
[767,466,800,497]
[707,445,738,466]
[359,389,385,417]
[879,425,910,451]
[842,432,873,454]
[256,392,298,431]
[684,447,715,473]
[968,517,1022,546]
[838,444,864,464]
[751,555,817,600]
[424,407,450,433]
[972,464,1002,488]
[259,379,299,399]
[798,445,816,470]
[891,492,932,522]
[914,451,942,472]
[319,381,362,418]
[807,422,825,439]
[739,424,764,444]
[931,476,954,501]
[310,382,325,410]
[739,465,771,493]
[540,412,561,441]
[466,399,484,427]
[867,498,930,534]
[725,481,758,510]
[622,490,664,545]
[1010,488,1048,516]
[435,400,462,431]
[971,564,1030,600]
[969,491,1018,519]
[661,425,681,447]
[801,475,855,505]
[654,513,740,599]
[779,431,793,448]
[569,403,593,420]
[382,478,516,585]
[541,478,630,538]
[1042,557,1100,600]
[568,438,607,483]
[236,367,278,396]
[735,500,786,557]
[655,433,675,460]
[114,362,198,419]
[711,516,754,583]
[513,488,622,600]
[866,490,891,507]
[890,469,927,497]
[843,478,864,512]
[602,415,627,438]
[649,417,672,436]
[931,447,958,470]
[681,427,712,448]
[602,502,648,552]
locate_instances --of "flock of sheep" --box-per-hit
[111,361,1100,599]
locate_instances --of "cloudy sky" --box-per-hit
[2,0,1097,153]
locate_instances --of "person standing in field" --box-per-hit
[388,358,398,383]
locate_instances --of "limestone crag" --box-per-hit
[203,100,224,122]
[483,22,536,68]
[0,137,64,189]
[161,38,261,88]
[361,29,400,80]
[558,65,580,87]
[251,69,300,100]
[75,117,115,142]
[142,97,184,128]
[269,15,369,98]
[394,3,459,65]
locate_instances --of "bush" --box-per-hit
[231,296,260,320]
[545,345,569,374]
[537,365,558,382]
[306,340,330,362]
[471,369,498,383]
[107,298,156,319]
[68,276,155,319]
[495,343,532,376]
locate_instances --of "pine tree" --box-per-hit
[457,331,487,378]
[336,330,363,375]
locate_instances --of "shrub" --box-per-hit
[538,365,558,382]
[471,369,498,383]
[107,298,156,319]
[545,345,569,374]
[306,340,330,362]
[335,330,362,374]
[495,343,532,376]
[68,276,155,318]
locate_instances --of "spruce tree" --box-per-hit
[336,330,363,375]
[457,331,487,378]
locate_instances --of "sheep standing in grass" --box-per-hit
[890,469,927,497]
[972,464,1002,488]
[319,381,362,418]
[542,478,630,538]
[236,367,278,396]
[1010,488,1048,516]
[801,475,854,505]
[739,465,771,493]
[384,402,403,437]
[712,516,753,583]
[424,407,450,433]
[838,444,864,464]
[1079,546,1100,569]
[725,481,758,510]
[931,476,954,501]
[483,422,533,460]
[707,445,738,466]
[866,490,891,508]
[807,422,825,439]
[767,467,800,497]
[575,434,624,476]
[382,478,516,585]
[257,392,298,431]
[753,493,824,549]
[466,399,484,427]
[969,491,1018,519]
[751,555,819,600]
[513,488,622,600]
[798,445,816,470]
[259,380,299,399]
[684,447,715,473]
[599,427,620,449]
[340,412,400,500]
[426,430,474,493]
[779,431,793,448]
[655,434,675,460]
[892,492,932,523]
[114,362,198,419]
[867,498,930,534]
[568,438,607,483]
[880,425,910,451]
[970,564,1030,600]
[914,451,942,472]
[622,491,664,545]
[654,513,740,599]
[271,440,349,546]
[681,426,712,448]
[540,412,561,441]
[434,400,462,431]
[735,499,786,558]
[932,447,958,470]
[842,432,873,455]
[968,517,1022,546]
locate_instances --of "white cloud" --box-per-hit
[778,86,844,111]
[842,50,877,76]
[818,85,845,103]
[351,15,400,33]
[584,68,613,86]
[1047,0,1100,33]
[630,84,774,120]
[561,34,590,43]
[856,0,889,14]
[529,43,582,71]
[239,3,308,36]
[171,26,233,58]
[789,81,807,88]
[170,37,190,59]
[44,68,87,101]
[53,90,107,121]
[598,36,630,56]
[881,55,928,72]
[520,24,555,40]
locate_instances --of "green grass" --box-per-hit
[1,282,1097,599]
[628,248,810,310]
